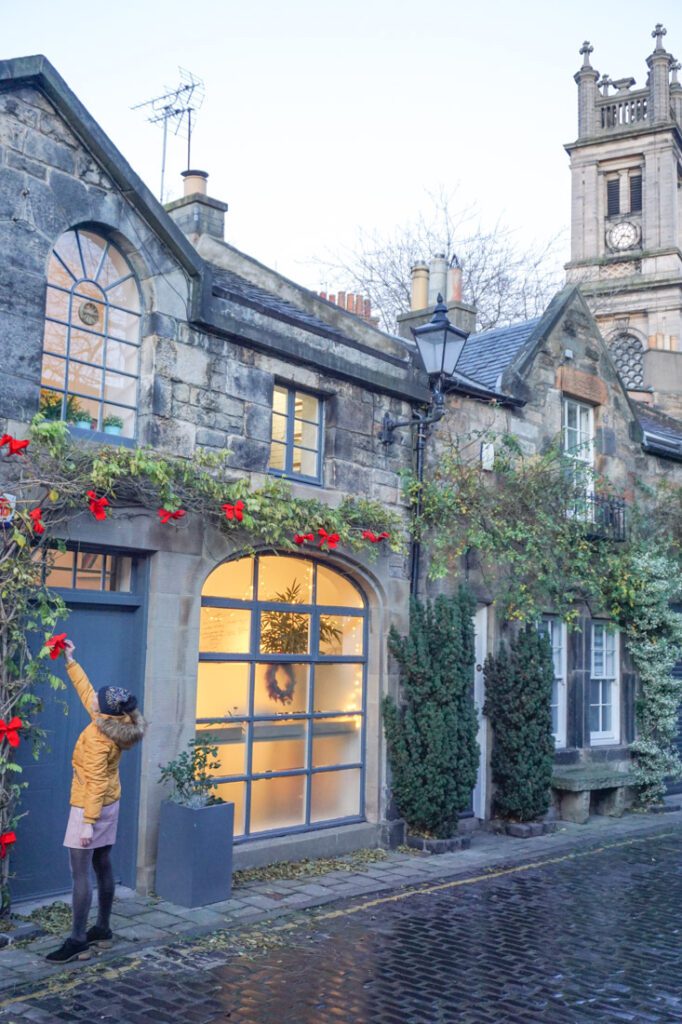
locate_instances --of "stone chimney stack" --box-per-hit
[397,254,476,340]
[165,170,228,241]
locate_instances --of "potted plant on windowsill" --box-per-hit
[155,736,234,908]
[71,408,93,431]
[102,414,124,436]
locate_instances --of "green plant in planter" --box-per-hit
[158,736,224,808]
[103,414,124,435]
[39,391,82,422]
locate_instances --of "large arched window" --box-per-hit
[608,333,644,390]
[40,229,141,438]
[197,555,367,839]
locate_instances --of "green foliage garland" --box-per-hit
[483,625,555,821]
[382,589,479,838]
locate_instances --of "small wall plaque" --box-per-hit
[78,301,100,326]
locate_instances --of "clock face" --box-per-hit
[607,221,640,252]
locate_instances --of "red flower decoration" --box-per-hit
[29,508,45,535]
[222,500,244,522]
[0,717,22,748]
[0,832,16,860]
[0,435,30,456]
[318,528,340,550]
[158,508,186,525]
[86,491,109,521]
[46,633,68,660]
[362,530,390,543]
[294,533,315,546]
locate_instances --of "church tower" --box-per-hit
[565,25,682,402]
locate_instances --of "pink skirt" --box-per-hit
[63,801,120,850]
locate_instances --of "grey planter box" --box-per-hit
[155,800,234,908]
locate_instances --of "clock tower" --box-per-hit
[565,25,682,395]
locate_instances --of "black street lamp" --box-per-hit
[378,295,470,595]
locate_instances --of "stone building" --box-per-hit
[2,39,682,903]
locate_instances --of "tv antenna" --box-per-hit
[133,68,205,202]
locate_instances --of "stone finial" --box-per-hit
[579,40,594,67]
[672,59,681,85]
[598,74,612,96]
[652,23,667,51]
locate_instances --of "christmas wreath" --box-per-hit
[265,664,297,705]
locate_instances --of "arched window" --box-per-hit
[608,333,644,390]
[197,555,367,839]
[40,229,141,438]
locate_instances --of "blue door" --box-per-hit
[14,548,147,901]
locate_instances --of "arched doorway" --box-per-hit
[196,554,367,840]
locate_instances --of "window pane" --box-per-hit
[602,702,612,733]
[105,277,140,312]
[67,396,99,428]
[108,556,132,592]
[196,662,250,719]
[312,717,362,767]
[95,240,135,291]
[202,558,254,601]
[107,308,140,343]
[73,280,106,305]
[293,419,318,450]
[292,447,318,477]
[254,663,309,714]
[102,404,135,438]
[75,551,103,589]
[213,781,245,836]
[294,392,319,423]
[202,725,248,777]
[45,287,70,322]
[269,441,286,470]
[47,252,76,290]
[260,611,310,654]
[316,566,363,608]
[551,681,559,735]
[250,775,306,832]
[70,329,104,364]
[589,705,600,733]
[271,412,287,444]
[77,230,106,280]
[44,550,75,588]
[68,361,102,401]
[251,720,307,772]
[106,340,140,376]
[41,354,66,391]
[43,320,68,355]
[313,663,363,713]
[590,679,601,705]
[53,233,82,278]
[258,556,313,603]
[199,608,251,653]
[319,615,364,656]
[273,385,288,415]
[104,372,137,408]
[566,402,577,430]
[310,768,360,823]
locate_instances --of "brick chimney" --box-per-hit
[318,290,380,326]
[165,170,228,241]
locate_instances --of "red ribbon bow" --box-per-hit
[294,533,315,545]
[0,717,22,748]
[222,500,244,522]
[29,508,45,535]
[86,491,109,521]
[0,832,16,860]
[46,633,68,660]
[0,434,30,456]
[318,528,340,550]
[362,530,390,543]
[158,508,186,524]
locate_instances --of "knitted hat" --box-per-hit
[97,686,138,717]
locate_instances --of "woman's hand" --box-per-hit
[63,639,76,664]
[79,824,93,848]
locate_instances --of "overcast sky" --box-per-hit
[3,1,681,292]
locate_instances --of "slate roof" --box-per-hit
[457,318,542,392]
[636,406,682,459]
[211,268,408,363]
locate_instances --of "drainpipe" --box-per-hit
[409,416,428,596]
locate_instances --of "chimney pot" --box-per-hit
[410,263,429,311]
[181,169,209,196]
[447,266,463,303]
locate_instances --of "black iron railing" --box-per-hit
[581,494,627,542]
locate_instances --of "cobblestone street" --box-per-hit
[1,825,682,1023]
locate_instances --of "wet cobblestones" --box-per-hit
[2,830,682,1023]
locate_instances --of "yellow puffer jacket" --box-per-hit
[67,661,146,824]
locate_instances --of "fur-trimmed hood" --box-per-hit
[95,709,147,750]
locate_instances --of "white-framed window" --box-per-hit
[590,623,620,744]
[539,616,567,749]
[562,397,594,466]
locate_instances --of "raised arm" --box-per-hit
[63,641,96,718]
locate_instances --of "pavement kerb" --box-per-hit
[1,806,682,998]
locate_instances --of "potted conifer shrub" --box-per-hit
[155,736,234,907]
[103,414,124,436]
[483,624,556,837]
[382,589,480,853]
[71,408,93,430]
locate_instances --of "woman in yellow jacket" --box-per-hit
[46,639,146,964]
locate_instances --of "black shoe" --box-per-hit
[86,925,113,948]
[45,938,91,963]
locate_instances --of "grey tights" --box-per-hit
[68,845,115,943]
